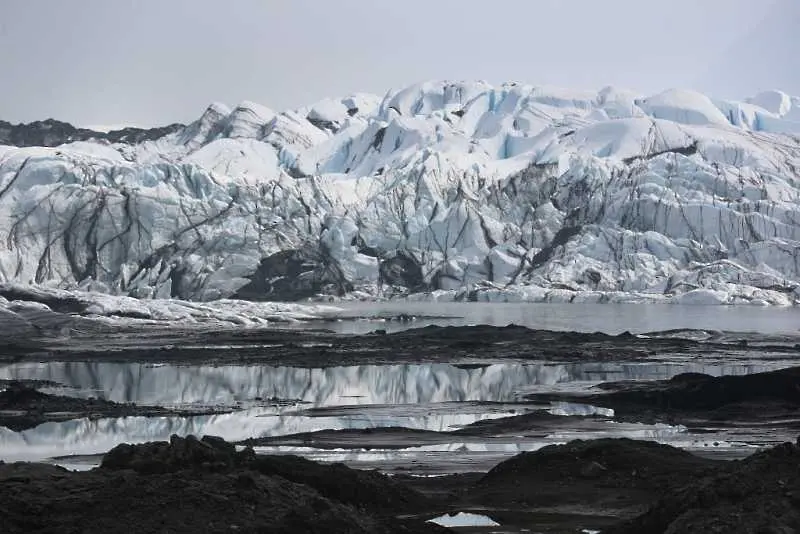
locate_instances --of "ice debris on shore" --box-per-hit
[0,283,342,329]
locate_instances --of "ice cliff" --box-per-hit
[1,82,800,305]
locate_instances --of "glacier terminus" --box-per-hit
[1,81,800,306]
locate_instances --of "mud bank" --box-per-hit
[526,366,800,430]
[4,324,799,367]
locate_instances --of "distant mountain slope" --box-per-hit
[1,81,799,305]
[0,119,184,148]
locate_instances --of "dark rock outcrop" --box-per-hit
[233,248,352,301]
[379,251,427,291]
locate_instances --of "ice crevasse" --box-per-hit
[0,82,799,306]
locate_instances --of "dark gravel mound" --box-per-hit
[102,435,429,513]
[101,434,255,474]
[472,438,718,509]
[1,435,446,534]
[598,367,800,412]
[482,438,715,488]
[608,439,800,533]
[250,454,431,513]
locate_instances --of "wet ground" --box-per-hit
[1,312,799,532]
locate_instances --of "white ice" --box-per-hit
[1,81,799,305]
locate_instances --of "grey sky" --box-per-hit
[0,0,796,127]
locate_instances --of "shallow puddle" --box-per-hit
[427,512,501,528]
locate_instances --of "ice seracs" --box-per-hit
[635,89,731,126]
[0,81,799,305]
[747,90,794,117]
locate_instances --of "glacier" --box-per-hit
[1,82,800,306]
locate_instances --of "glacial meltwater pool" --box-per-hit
[1,302,799,472]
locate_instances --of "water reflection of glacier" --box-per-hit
[0,361,780,407]
[0,407,520,462]
[0,360,787,465]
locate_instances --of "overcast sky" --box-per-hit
[0,0,797,127]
